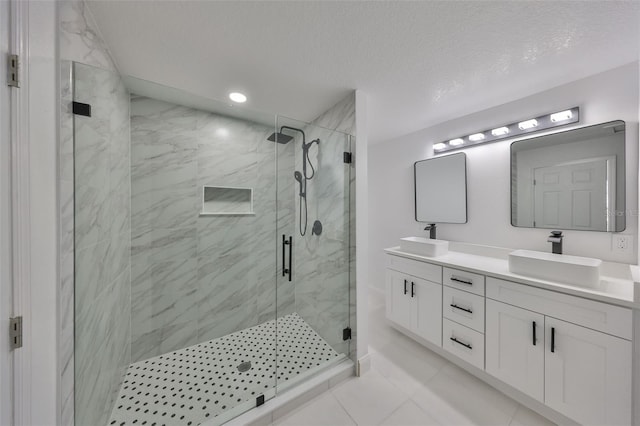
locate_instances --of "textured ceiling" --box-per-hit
[87,1,639,144]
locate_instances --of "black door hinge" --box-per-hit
[72,101,92,117]
[343,152,352,164]
[343,327,352,341]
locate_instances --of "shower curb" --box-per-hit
[221,359,355,426]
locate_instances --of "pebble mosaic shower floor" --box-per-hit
[108,313,340,426]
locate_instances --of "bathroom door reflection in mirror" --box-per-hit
[511,120,626,232]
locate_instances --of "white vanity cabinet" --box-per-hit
[441,267,486,369]
[485,299,545,401]
[386,256,442,346]
[486,277,633,426]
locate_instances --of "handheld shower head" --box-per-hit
[294,171,305,198]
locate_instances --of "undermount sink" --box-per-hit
[399,237,448,257]
[508,249,602,289]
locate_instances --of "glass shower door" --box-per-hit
[72,64,280,426]
[275,116,352,389]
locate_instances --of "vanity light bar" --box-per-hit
[433,106,580,153]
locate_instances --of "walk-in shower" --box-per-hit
[68,62,353,426]
[268,126,321,236]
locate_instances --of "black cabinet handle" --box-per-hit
[404,279,407,295]
[282,235,292,282]
[411,282,415,298]
[551,327,555,353]
[450,336,472,350]
[450,276,473,286]
[532,321,536,346]
[450,303,473,314]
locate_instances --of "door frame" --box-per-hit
[6,0,32,424]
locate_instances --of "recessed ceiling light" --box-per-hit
[449,138,464,146]
[550,110,573,122]
[468,133,485,142]
[491,127,510,136]
[518,119,538,130]
[433,143,447,151]
[229,92,247,103]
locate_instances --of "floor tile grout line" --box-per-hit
[327,387,362,426]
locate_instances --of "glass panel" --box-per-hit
[275,116,351,391]
[73,66,278,426]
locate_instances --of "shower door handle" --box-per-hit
[282,235,292,282]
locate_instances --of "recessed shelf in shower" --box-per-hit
[200,185,254,216]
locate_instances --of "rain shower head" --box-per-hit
[267,126,306,144]
[267,132,294,144]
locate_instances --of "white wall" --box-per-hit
[369,62,639,291]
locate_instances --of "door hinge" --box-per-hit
[7,54,19,87]
[343,327,352,341]
[343,152,352,164]
[72,101,92,117]
[533,179,536,185]
[9,316,22,349]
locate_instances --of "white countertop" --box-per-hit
[384,246,640,309]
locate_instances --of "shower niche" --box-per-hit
[201,185,254,215]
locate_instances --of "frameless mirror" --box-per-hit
[511,120,626,232]
[415,152,467,223]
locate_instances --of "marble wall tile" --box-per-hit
[59,59,76,426]
[59,0,119,71]
[73,62,131,426]
[130,96,281,361]
[60,0,129,422]
[310,93,356,136]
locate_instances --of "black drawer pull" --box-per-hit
[532,321,537,346]
[450,276,473,286]
[450,303,473,314]
[551,327,555,353]
[411,282,415,298]
[450,336,472,350]
[404,279,407,295]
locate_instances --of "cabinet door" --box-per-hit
[486,299,545,401]
[411,277,442,346]
[545,317,632,426]
[385,269,413,330]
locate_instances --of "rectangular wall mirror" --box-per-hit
[415,152,468,223]
[511,120,626,232]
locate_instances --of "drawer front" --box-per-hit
[442,318,485,370]
[443,267,485,296]
[443,286,485,333]
[486,277,632,340]
[386,254,442,284]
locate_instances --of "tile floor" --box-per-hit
[272,290,557,426]
[109,313,340,426]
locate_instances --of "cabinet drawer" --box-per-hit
[386,254,442,283]
[442,318,485,370]
[443,267,485,296]
[486,277,632,340]
[443,286,485,333]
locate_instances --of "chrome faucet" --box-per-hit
[424,223,437,240]
[547,231,563,254]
